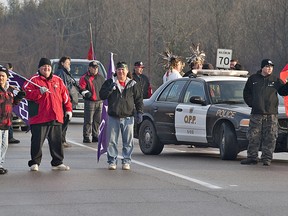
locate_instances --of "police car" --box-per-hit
[136,70,288,160]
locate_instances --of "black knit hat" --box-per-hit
[38,58,51,68]
[261,59,274,68]
[0,66,10,77]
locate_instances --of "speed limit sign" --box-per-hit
[216,49,232,69]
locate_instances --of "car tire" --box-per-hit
[217,122,238,160]
[138,119,164,155]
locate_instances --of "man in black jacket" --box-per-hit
[241,59,288,166]
[132,61,152,99]
[100,62,143,170]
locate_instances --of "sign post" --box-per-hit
[216,49,232,69]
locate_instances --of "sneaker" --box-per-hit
[122,163,130,170]
[108,164,117,170]
[92,137,98,142]
[263,161,271,166]
[30,164,39,171]
[9,138,20,144]
[240,158,258,165]
[52,164,70,171]
[63,142,72,148]
[83,137,91,143]
[0,167,8,174]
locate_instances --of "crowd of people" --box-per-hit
[1,45,288,175]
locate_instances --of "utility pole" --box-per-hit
[148,0,151,79]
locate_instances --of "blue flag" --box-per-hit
[8,70,29,126]
[97,53,115,161]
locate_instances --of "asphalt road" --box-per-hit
[2,118,288,216]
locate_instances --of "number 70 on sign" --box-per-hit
[216,49,232,69]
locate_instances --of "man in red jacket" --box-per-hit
[23,58,72,171]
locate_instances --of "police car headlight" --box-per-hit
[240,119,250,127]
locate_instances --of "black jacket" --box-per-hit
[243,70,288,114]
[99,77,143,118]
[132,72,150,99]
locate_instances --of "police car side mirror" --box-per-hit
[190,96,207,105]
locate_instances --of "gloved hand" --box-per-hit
[16,90,26,99]
[109,82,117,91]
[136,113,143,124]
[81,90,92,99]
[65,111,72,120]
[39,86,49,94]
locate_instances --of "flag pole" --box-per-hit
[89,23,95,60]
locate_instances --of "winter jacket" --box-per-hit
[99,77,143,118]
[132,72,152,99]
[54,67,79,107]
[23,73,72,125]
[0,84,20,129]
[79,71,105,101]
[243,70,288,114]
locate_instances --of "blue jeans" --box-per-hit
[107,115,134,165]
[0,130,8,166]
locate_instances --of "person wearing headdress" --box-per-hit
[183,44,206,77]
[160,49,184,83]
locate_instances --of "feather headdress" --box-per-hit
[186,43,206,65]
[159,48,179,69]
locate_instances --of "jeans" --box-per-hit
[107,115,134,165]
[0,130,8,166]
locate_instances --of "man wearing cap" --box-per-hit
[23,57,72,171]
[0,66,25,174]
[100,61,143,170]
[241,59,288,166]
[132,61,152,99]
[79,60,105,143]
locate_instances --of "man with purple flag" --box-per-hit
[6,65,29,128]
[97,53,115,161]
[99,58,143,170]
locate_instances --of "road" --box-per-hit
[2,118,288,216]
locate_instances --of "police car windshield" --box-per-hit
[208,81,246,104]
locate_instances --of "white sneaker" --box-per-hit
[52,164,70,171]
[30,164,39,171]
[108,164,117,170]
[122,163,130,170]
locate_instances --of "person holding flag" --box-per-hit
[23,58,72,171]
[99,61,143,170]
[0,66,25,174]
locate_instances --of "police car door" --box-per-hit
[175,80,210,143]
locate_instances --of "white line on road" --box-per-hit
[68,140,222,190]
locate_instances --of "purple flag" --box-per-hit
[8,70,29,126]
[97,53,115,161]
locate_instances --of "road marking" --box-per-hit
[68,140,222,190]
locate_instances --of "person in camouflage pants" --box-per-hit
[241,59,288,166]
[246,114,278,165]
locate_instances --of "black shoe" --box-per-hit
[92,137,98,142]
[0,167,8,174]
[263,161,271,166]
[83,137,91,143]
[240,158,258,165]
[9,138,20,144]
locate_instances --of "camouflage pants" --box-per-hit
[247,114,278,162]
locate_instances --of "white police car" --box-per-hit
[136,70,288,160]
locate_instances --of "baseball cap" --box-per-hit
[134,61,145,68]
[0,66,9,77]
[89,61,98,67]
[116,62,128,69]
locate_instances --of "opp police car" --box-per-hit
[136,70,288,160]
